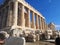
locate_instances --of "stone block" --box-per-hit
[4,37,25,45]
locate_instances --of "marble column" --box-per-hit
[36,15,39,29]
[32,12,35,28]
[28,9,30,28]
[41,17,42,30]
[45,22,46,30]
[8,5,12,26]
[43,20,45,30]
[13,1,18,26]
[39,16,42,30]
[41,17,43,30]
[42,19,43,30]
[21,5,25,27]
[42,18,45,31]
[43,19,45,31]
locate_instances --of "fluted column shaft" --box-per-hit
[21,5,25,27]
[36,15,39,29]
[13,1,18,26]
[39,16,42,30]
[41,17,43,30]
[32,12,35,28]
[43,19,45,31]
[28,9,30,27]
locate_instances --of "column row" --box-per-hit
[13,1,46,30]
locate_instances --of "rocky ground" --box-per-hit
[26,41,55,45]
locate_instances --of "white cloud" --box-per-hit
[55,25,60,27]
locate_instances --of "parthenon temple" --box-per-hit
[0,0,48,33]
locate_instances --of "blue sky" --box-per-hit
[0,0,60,30]
[25,0,60,30]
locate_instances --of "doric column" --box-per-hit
[36,15,39,29]
[43,19,45,30]
[39,16,42,30]
[42,18,43,30]
[13,1,18,26]
[43,19,45,31]
[32,12,35,28]
[8,5,12,26]
[42,18,45,31]
[28,9,30,28]
[44,22,46,31]
[42,19,43,30]
[40,17,42,30]
[21,5,25,27]
[41,17,43,30]
[38,16,39,29]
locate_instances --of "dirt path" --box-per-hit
[26,41,55,45]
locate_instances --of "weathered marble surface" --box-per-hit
[4,37,25,45]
